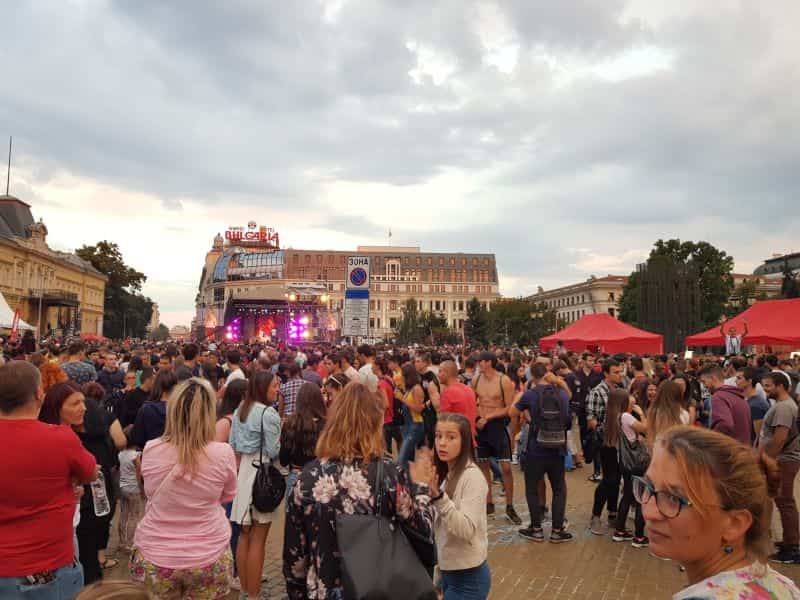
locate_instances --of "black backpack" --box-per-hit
[535,385,566,449]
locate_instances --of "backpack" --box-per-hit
[535,385,566,449]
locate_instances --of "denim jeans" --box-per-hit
[223,501,240,576]
[0,561,83,600]
[441,561,491,600]
[285,470,299,503]
[398,422,425,470]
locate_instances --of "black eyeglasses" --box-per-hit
[632,476,693,519]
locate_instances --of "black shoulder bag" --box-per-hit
[251,406,286,513]
[336,459,436,600]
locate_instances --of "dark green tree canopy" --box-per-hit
[76,240,153,339]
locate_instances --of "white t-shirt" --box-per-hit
[225,368,246,386]
[621,412,639,443]
[680,409,691,425]
[358,362,379,392]
[119,448,142,494]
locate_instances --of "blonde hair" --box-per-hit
[161,377,216,472]
[76,580,151,599]
[315,381,384,462]
[657,426,779,561]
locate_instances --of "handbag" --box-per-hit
[336,459,436,600]
[251,406,286,513]
[617,417,650,476]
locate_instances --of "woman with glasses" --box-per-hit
[130,378,238,599]
[635,426,799,599]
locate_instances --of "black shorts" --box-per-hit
[476,420,512,462]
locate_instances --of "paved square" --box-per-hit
[106,465,800,599]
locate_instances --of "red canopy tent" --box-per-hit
[539,313,664,355]
[685,298,800,348]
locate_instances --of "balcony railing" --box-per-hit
[28,288,80,305]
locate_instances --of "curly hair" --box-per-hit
[39,361,68,393]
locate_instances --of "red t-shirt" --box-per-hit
[378,377,395,424]
[0,419,96,576]
[440,382,478,445]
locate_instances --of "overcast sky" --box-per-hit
[3,1,799,327]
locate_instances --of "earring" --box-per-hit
[724,545,734,554]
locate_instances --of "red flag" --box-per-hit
[9,309,20,343]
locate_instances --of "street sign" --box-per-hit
[343,291,369,337]
[346,256,370,290]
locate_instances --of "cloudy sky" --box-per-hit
[3,1,799,327]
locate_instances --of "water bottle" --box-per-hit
[90,471,111,517]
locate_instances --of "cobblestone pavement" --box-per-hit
[106,465,800,599]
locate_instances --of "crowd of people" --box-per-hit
[1,335,799,599]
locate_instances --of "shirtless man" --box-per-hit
[472,351,522,525]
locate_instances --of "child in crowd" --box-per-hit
[117,441,144,554]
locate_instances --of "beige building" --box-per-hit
[528,275,628,324]
[0,195,107,336]
[169,325,190,341]
[195,226,500,341]
[147,302,160,336]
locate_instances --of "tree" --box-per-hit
[725,278,766,317]
[487,299,556,346]
[780,258,800,298]
[618,271,641,326]
[76,241,153,339]
[151,323,170,342]
[394,298,422,344]
[619,239,734,330]
[464,297,489,346]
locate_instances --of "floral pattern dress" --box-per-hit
[283,456,434,599]
[673,562,800,599]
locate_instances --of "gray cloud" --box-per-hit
[2,0,799,314]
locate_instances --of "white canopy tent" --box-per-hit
[0,291,36,331]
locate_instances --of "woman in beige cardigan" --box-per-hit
[430,412,491,599]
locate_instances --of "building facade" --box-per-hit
[0,195,107,335]
[753,252,800,277]
[527,275,628,324]
[195,225,500,341]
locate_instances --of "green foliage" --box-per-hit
[393,298,459,344]
[725,278,763,317]
[780,258,800,299]
[618,239,734,329]
[487,299,557,346]
[464,297,489,346]
[76,241,153,339]
[618,271,641,326]
[651,239,734,328]
[151,323,170,342]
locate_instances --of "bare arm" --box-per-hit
[400,385,425,413]
[109,419,127,450]
[428,381,441,411]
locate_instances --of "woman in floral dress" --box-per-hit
[283,381,435,599]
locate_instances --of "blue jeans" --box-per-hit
[441,561,491,600]
[0,562,83,599]
[398,422,425,471]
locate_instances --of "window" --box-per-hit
[608,307,615,317]
[459,301,464,311]
[435,300,441,311]
[369,318,375,329]
[609,292,615,301]
[390,300,397,311]
[376,318,381,329]
[305,254,311,264]
[390,317,398,329]
[370,299,376,310]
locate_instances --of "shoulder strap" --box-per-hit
[149,462,180,505]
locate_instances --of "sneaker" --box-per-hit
[511,453,519,465]
[506,505,522,526]
[632,537,649,548]
[549,529,574,544]
[612,530,634,542]
[518,526,545,542]
[769,549,800,564]
[486,502,495,515]
[588,473,602,483]
[589,516,604,535]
